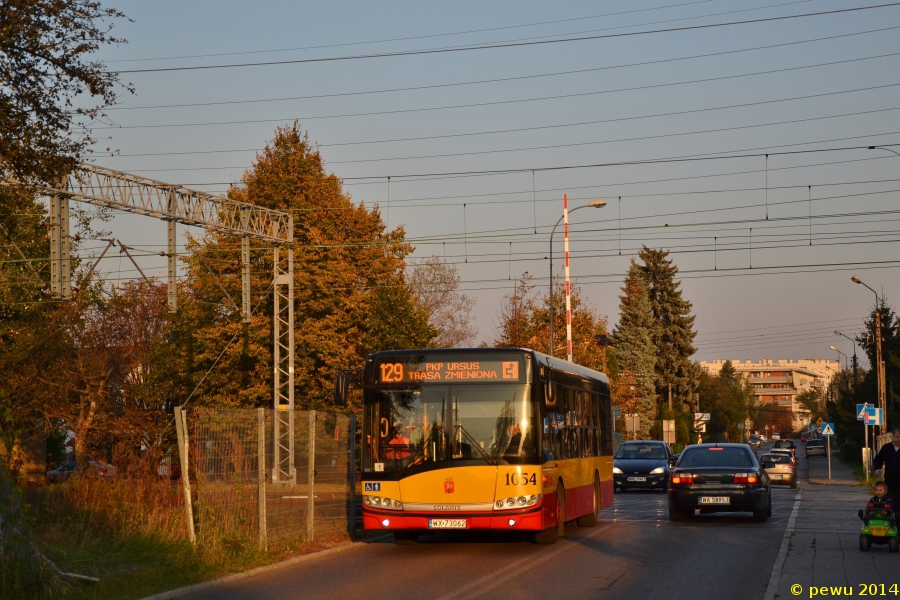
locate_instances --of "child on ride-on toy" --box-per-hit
[859,481,899,552]
[870,481,893,506]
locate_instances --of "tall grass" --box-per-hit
[21,461,349,600]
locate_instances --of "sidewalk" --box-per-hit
[767,454,894,599]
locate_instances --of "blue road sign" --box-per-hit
[865,408,885,427]
[857,403,876,421]
[821,423,836,436]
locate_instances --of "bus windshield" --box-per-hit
[363,384,535,474]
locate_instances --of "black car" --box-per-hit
[771,439,797,456]
[667,443,771,522]
[613,441,677,492]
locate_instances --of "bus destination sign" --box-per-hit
[376,358,523,384]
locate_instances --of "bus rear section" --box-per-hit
[360,349,612,544]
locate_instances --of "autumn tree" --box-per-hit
[1,0,132,185]
[408,256,476,347]
[0,185,111,454]
[156,124,435,411]
[493,274,608,371]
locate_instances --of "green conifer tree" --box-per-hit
[612,260,658,436]
[637,247,701,412]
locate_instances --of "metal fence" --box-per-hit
[178,408,354,551]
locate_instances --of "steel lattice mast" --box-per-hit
[36,163,297,485]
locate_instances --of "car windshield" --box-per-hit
[807,440,823,446]
[363,384,536,473]
[773,440,793,448]
[762,454,792,465]
[616,444,667,459]
[679,447,753,467]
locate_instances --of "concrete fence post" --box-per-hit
[174,406,196,545]
[257,408,267,550]
[307,410,316,541]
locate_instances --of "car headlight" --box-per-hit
[650,467,665,474]
[612,467,622,474]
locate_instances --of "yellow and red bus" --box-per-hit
[360,348,613,544]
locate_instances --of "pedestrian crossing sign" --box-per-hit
[821,423,836,436]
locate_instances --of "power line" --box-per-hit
[142,131,900,186]
[93,78,900,131]
[108,3,900,74]
[104,23,897,114]
[105,0,719,64]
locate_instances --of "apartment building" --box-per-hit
[700,358,839,430]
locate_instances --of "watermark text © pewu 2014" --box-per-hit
[791,584,900,597]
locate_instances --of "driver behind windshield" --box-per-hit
[618,445,667,459]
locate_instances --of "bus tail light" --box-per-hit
[733,473,759,484]
[671,473,693,485]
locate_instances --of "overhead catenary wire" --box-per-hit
[104,0,721,64]
[143,132,900,187]
[106,3,900,74]
[104,38,900,115]
[92,79,900,131]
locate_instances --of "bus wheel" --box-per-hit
[393,531,419,545]
[577,473,600,527]
[533,525,558,545]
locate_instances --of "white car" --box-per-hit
[805,438,825,458]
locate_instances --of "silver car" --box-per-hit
[760,452,797,489]
[805,438,825,458]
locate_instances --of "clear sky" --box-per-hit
[79,0,900,365]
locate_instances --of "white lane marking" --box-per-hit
[430,524,614,600]
[762,491,801,600]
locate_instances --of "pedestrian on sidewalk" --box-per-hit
[873,428,900,500]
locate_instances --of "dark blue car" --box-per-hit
[613,440,676,492]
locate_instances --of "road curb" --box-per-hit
[136,536,388,600]
[762,490,801,600]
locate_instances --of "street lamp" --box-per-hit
[829,346,848,372]
[851,275,885,437]
[549,197,606,359]
[834,330,858,387]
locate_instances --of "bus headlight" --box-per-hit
[494,494,541,510]
[363,496,402,510]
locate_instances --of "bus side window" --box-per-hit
[600,393,612,456]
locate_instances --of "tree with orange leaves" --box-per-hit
[156,124,435,411]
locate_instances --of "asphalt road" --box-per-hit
[187,443,802,600]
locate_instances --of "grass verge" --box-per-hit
[22,474,355,600]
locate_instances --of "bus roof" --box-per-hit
[365,347,609,385]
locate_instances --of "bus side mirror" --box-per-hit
[334,372,350,407]
[544,382,557,409]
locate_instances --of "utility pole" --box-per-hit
[876,310,885,438]
[667,383,672,412]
